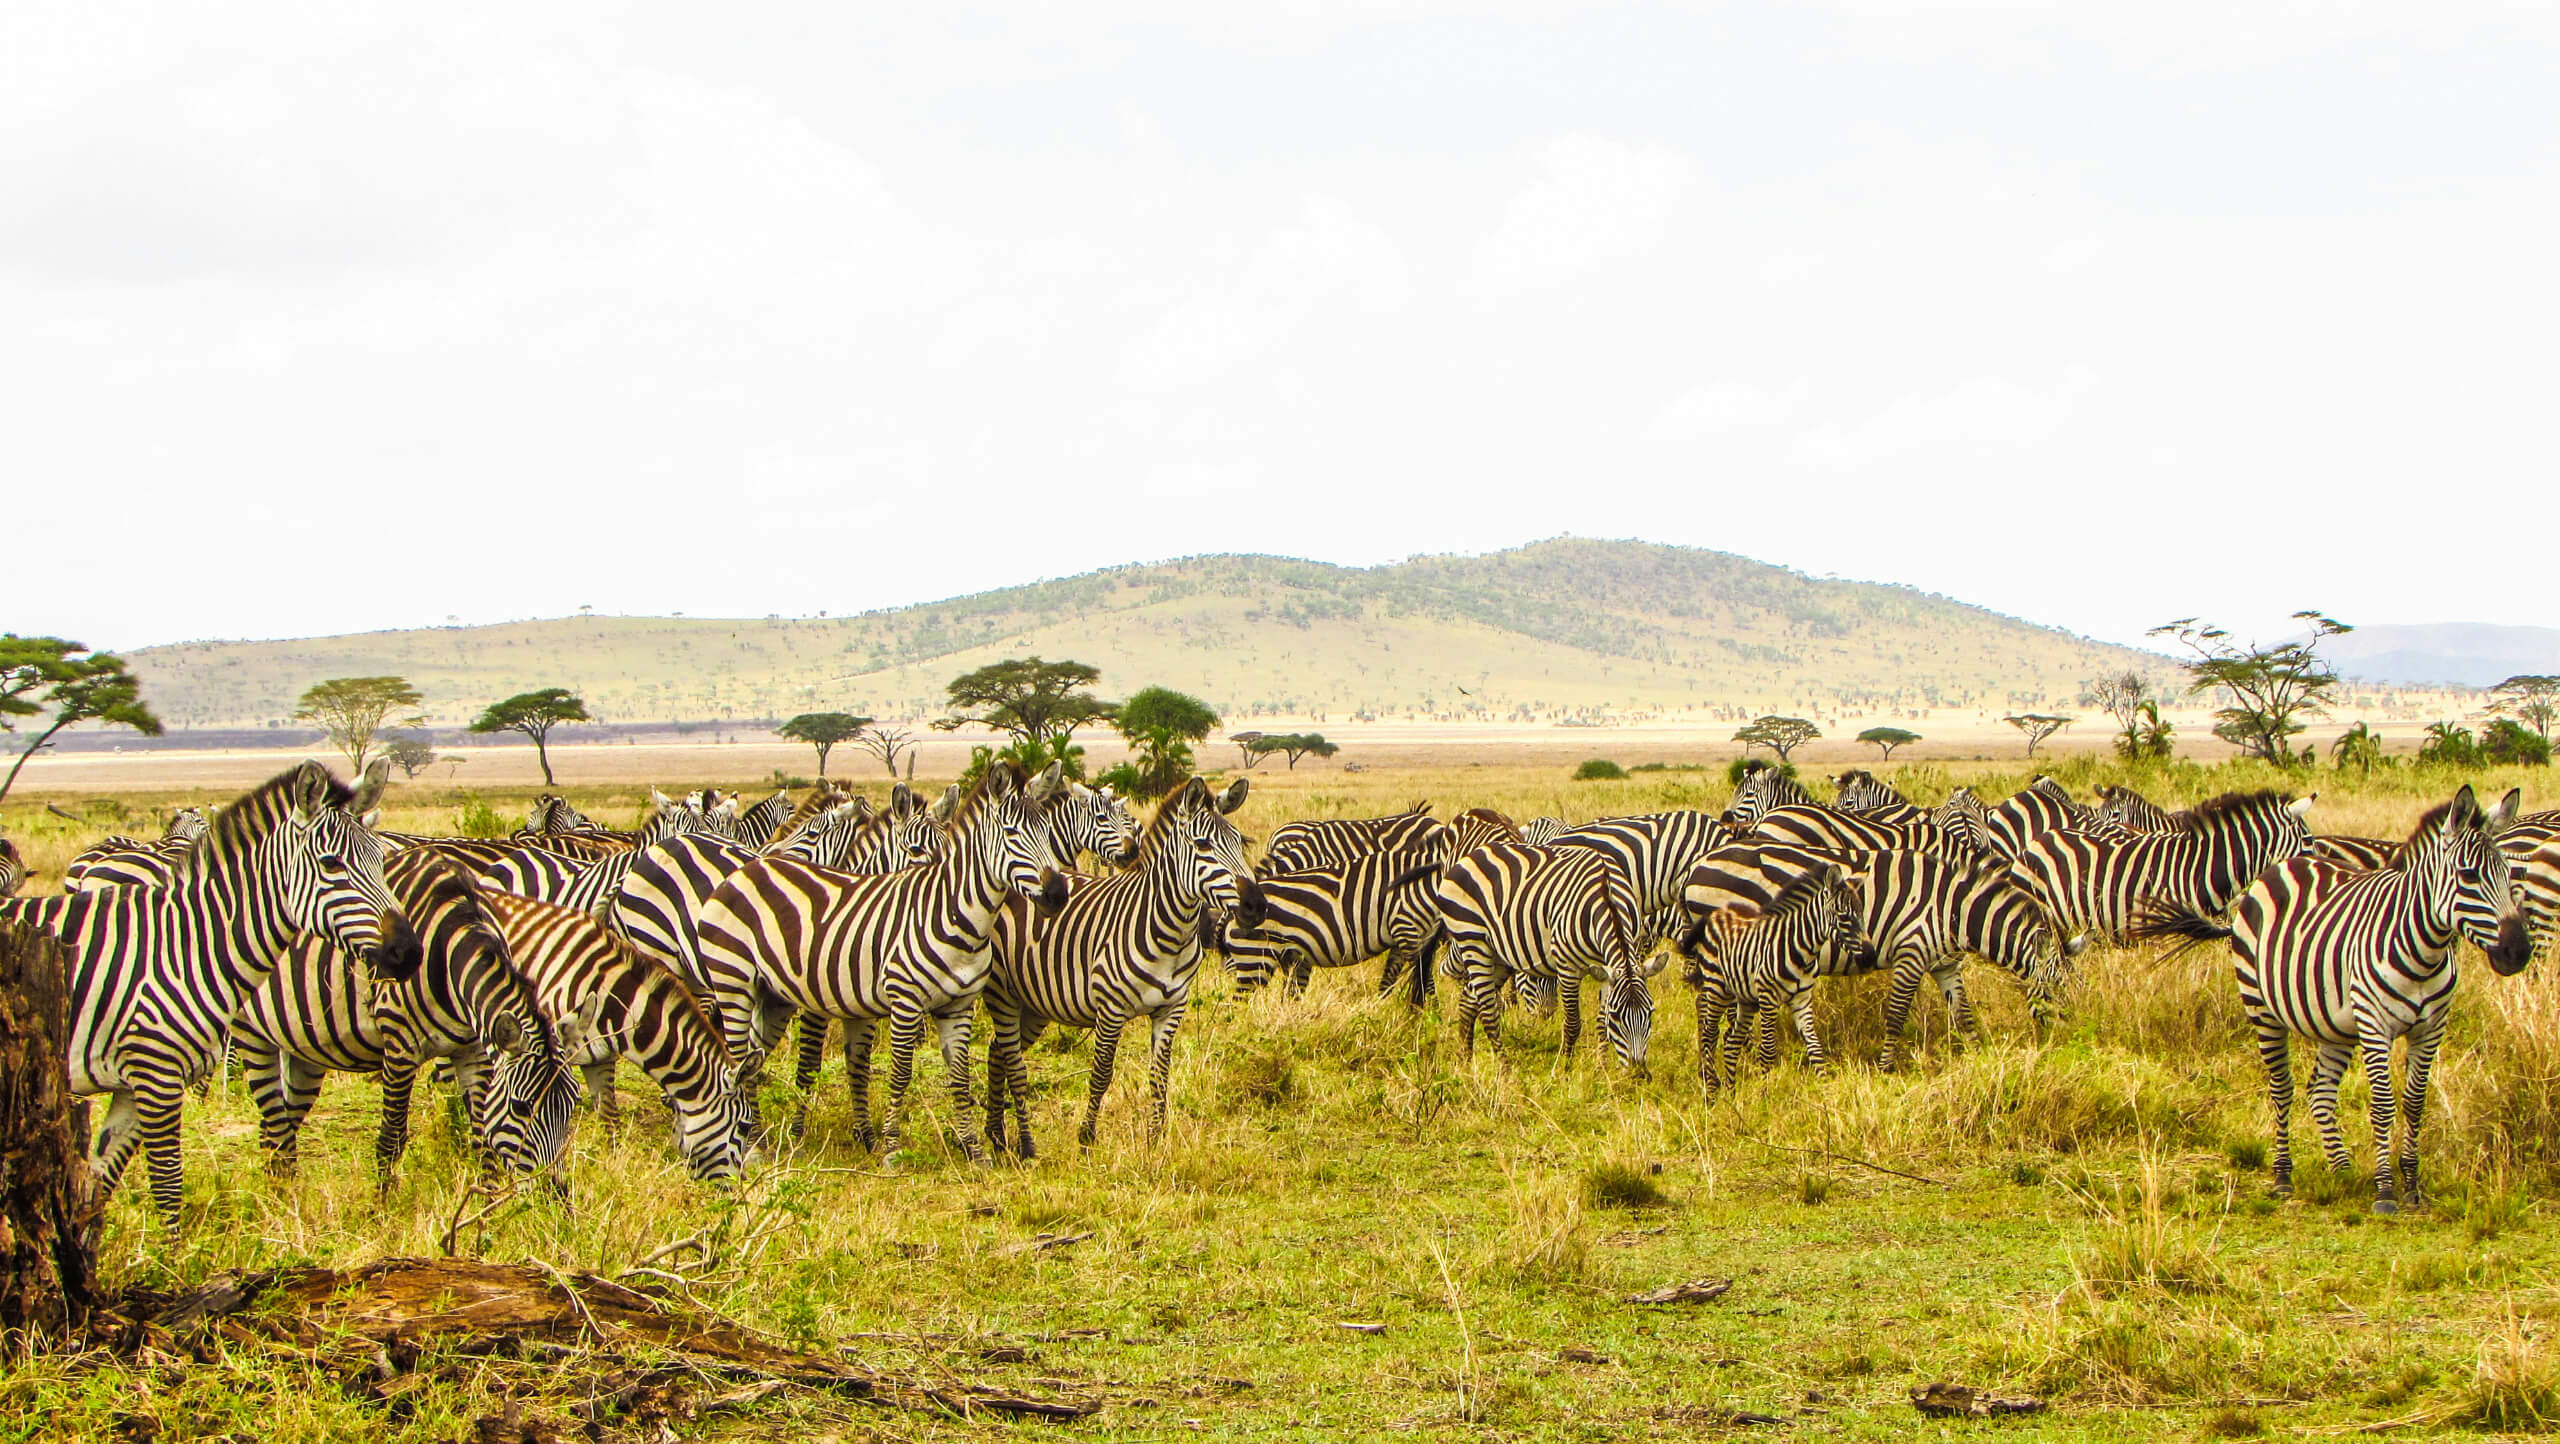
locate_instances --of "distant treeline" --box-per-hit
[42,718,788,753]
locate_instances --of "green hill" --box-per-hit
[124,538,2164,729]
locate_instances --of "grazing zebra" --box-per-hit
[1749,803,1979,861]
[0,835,24,896]
[693,761,1068,1159]
[1263,800,1443,873]
[2136,786,2529,1212]
[2010,790,2316,942]
[1830,770,1917,821]
[2092,783,2178,833]
[2311,835,2401,870]
[227,849,588,1185]
[1681,862,1862,1093]
[1221,849,1440,998]
[982,778,1259,1156]
[1435,832,1658,1072]
[1684,842,2081,1068]
[1720,761,1818,831]
[480,790,717,918]
[1980,776,2092,860]
[0,762,421,1226]
[474,887,754,1179]
[1519,817,1572,845]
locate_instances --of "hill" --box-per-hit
[2320,622,2560,688]
[123,538,2168,731]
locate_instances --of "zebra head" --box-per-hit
[476,992,595,1177]
[1054,781,1140,869]
[520,794,593,835]
[1159,777,1264,930]
[2426,785,2531,975]
[1597,949,1670,1077]
[639,788,717,846]
[264,761,422,982]
[0,835,23,896]
[1830,769,1906,815]
[162,805,213,842]
[1721,761,1808,831]
[933,761,1069,915]
[683,1067,757,1181]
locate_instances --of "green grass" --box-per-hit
[4,759,2559,1439]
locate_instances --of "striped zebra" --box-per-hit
[2136,786,2529,1211]
[61,806,216,891]
[1749,803,1980,861]
[1519,817,1571,845]
[226,849,588,1185]
[2311,835,2401,870]
[0,835,24,896]
[2010,790,2316,942]
[1055,780,1142,871]
[1681,862,1862,1093]
[693,761,1069,1159]
[1980,776,2092,860]
[723,790,795,847]
[474,886,754,1179]
[1720,761,1817,831]
[2092,783,2178,833]
[1684,842,2081,1068]
[981,778,1258,1156]
[1263,800,1443,873]
[480,790,718,917]
[1221,849,1440,999]
[0,762,421,1226]
[1435,832,1658,1072]
[2517,841,2560,953]
[1830,770,1914,819]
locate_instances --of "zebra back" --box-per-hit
[2311,834,2400,870]
[1981,776,2091,859]
[1551,810,1733,917]
[1263,801,1441,873]
[2092,784,2177,833]
[2013,789,2314,940]
[1751,804,1977,861]
[480,793,718,918]
[1224,848,1439,992]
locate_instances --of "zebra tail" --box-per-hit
[2127,898,2233,964]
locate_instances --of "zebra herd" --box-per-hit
[1,756,2554,1228]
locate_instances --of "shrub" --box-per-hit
[2483,719,2552,767]
[1726,757,1798,787]
[1581,1161,1669,1210]
[765,768,813,789]
[1572,759,1625,781]
[452,794,508,838]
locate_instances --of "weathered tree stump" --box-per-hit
[0,919,99,1353]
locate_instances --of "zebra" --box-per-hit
[2135,786,2529,1212]
[0,835,24,896]
[1262,800,1443,873]
[2311,835,2401,870]
[1519,817,1572,845]
[1221,849,1441,999]
[226,848,588,1186]
[2010,790,2316,942]
[2092,783,2178,833]
[1680,862,1862,1093]
[473,886,755,1180]
[1435,832,1658,1073]
[1684,842,2082,1068]
[1720,760,1818,831]
[723,790,795,847]
[60,805,219,892]
[2517,840,2560,954]
[0,761,421,1227]
[982,777,1259,1156]
[1830,770,1915,820]
[1749,803,1980,861]
[1054,780,1142,871]
[479,789,718,918]
[1979,776,2092,860]
[692,761,1069,1159]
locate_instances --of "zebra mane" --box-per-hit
[1136,777,1218,853]
[2171,790,2290,832]
[2398,797,2478,854]
[1453,806,1520,834]
[184,761,351,875]
[945,760,1030,832]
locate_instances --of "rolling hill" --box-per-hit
[123,538,2170,732]
[2320,623,2560,689]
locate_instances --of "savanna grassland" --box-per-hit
[4,755,2559,1441]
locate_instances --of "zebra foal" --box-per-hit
[1680,863,1862,1093]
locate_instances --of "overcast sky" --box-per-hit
[7,1,2553,656]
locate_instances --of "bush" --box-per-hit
[1573,759,1626,781]
[452,794,508,838]
[1726,756,1798,787]
[764,768,813,789]
[2482,719,2552,767]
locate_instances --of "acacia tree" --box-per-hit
[0,638,163,803]
[2005,713,2074,759]
[1734,716,1820,763]
[1110,687,1219,799]
[2490,675,2560,739]
[1242,732,1338,769]
[381,733,441,779]
[293,676,425,777]
[469,688,591,786]
[2150,612,2351,768]
[854,725,916,778]
[779,712,872,779]
[1856,726,1920,761]
[934,657,1117,749]
[1229,731,1270,769]
[2082,671,2156,735]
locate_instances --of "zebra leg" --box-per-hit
[2355,1027,2402,1213]
[447,1048,505,1185]
[934,1007,988,1165]
[1721,1003,1754,1086]
[1079,1010,1131,1149]
[1143,1003,1189,1146]
[1287,955,1313,998]
[2398,1018,2447,1210]
[788,1013,831,1140]
[1379,949,1406,999]
[91,1089,143,1198]
[2255,1019,2296,1196]
[376,1048,420,1183]
[841,1019,878,1153]
[1006,1018,1047,1161]
[229,1035,298,1172]
[129,1059,193,1229]
[1880,958,1927,1072]
[269,1054,328,1178]
[582,1060,622,1132]
[1940,965,1978,1042]
[1695,982,1727,1094]
[880,1009,931,1160]
[2306,1041,2356,1176]
[1791,989,1830,1078]
[982,1005,1015,1160]
[1559,972,1583,1055]
[1754,1003,1782,1072]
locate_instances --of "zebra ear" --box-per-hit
[485,1012,526,1057]
[358,808,383,831]
[1641,950,1669,978]
[557,993,607,1055]
[2064,930,2092,958]
[931,784,961,825]
[1027,762,1066,805]
[2488,788,2523,836]
[2286,794,2316,818]
[889,782,919,816]
[350,758,390,814]
[1216,778,1250,814]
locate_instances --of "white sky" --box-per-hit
[6,1,2554,655]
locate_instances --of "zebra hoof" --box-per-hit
[2373,1196,2400,1216]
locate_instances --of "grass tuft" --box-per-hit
[2454,1309,2560,1432]
[1582,1160,1669,1210]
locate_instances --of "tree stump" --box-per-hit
[0,919,99,1353]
